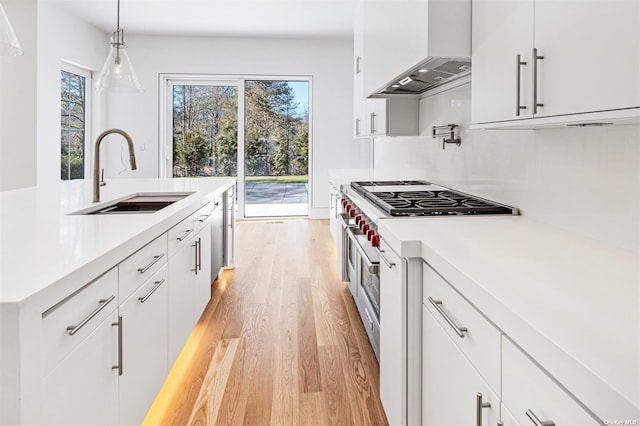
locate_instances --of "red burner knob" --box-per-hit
[349,209,356,218]
[370,234,380,247]
[366,229,375,241]
[362,224,370,233]
[355,215,362,225]
[346,205,352,213]
[341,199,347,207]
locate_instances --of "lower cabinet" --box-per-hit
[422,304,500,426]
[193,222,212,323]
[502,338,600,426]
[42,310,120,426]
[118,265,169,426]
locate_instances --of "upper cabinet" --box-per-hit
[353,0,419,138]
[471,0,640,127]
[362,0,471,97]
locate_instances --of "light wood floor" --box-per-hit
[145,219,388,425]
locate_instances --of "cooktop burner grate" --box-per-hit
[350,180,518,216]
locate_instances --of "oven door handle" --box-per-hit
[346,227,379,274]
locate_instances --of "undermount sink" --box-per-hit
[72,192,194,215]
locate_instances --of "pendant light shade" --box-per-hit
[95,0,143,93]
[0,1,23,56]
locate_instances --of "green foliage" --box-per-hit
[294,128,309,174]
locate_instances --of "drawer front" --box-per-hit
[193,202,213,234]
[119,234,168,302]
[500,402,521,426]
[422,262,501,394]
[502,338,600,426]
[41,268,118,375]
[168,214,194,257]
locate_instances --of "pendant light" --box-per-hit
[0,1,23,56]
[95,0,143,92]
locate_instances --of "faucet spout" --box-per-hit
[93,128,137,202]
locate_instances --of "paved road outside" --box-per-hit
[245,182,308,204]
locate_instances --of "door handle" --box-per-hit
[532,48,544,114]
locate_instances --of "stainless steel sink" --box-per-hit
[71,192,194,215]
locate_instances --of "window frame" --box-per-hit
[60,62,92,181]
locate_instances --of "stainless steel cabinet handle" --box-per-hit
[532,48,544,114]
[112,315,123,376]
[515,54,527,116]
[137,253,165,274]
[176,229,193,242]
[497,422,504,426]
[197,213,211,223]
[138,278,166,304]
[66,295,116,336]
[197,237,202,271]
[526,409,555,426]
[476,392,491,426]
[378,249,396,268]
[428,296,468,338]
[356,55,361,74]
[370,112,376,134]
[355,118,361,136]
[192,240,199,274]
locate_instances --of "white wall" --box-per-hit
[37,2,107,186]
[102,35,366,217]
[374,82,640,253]
[0,0,37,191]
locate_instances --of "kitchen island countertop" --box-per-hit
[0,177,235,305]
[378,215,640,422]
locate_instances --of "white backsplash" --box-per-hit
[373,83,640,253]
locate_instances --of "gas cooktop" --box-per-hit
[350,180,518,216]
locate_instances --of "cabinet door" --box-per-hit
[42,312,119,426]
[118,265,169,426]
[502,338,600,425]
[422,305,500,426]
[379,241,406,426]
[223,187,234,268]
[211,198,224,278]
[194,222,212,323]
[167,241,195,367]
[366,98,388,136]
[471,0,534,124]
[534,0,640,117]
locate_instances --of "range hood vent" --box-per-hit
[379,57,471,95]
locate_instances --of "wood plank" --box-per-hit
[297,277,323,393]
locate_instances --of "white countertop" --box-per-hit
[0,178,235,305]
[378,216,640,422]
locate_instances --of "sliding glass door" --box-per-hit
[163,76,310,218]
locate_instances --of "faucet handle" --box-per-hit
[99,169,106,187]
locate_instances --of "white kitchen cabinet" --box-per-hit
[379,240,406,426]
[210,194,224,279]
[193,221,212,323]
[502,337,600,426]
[422,305,500,426]
[500,403,521,426]
[118,264,169,426]
[472,0,640,126]
[223,186,235,268]
[42,311,119,426]
[362,0,471,97]
[328,183,340,242]
[353,0,419,139]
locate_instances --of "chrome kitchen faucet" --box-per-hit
[93,128,137,202]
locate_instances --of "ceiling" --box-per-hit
[44,0,356,39]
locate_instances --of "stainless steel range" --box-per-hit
[336,180,518,361]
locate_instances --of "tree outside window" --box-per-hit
[60,70,87,180]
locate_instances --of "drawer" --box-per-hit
[193,202,213,234]
[422,261,501,394]
[119,233,168,302]
[41,268,118,375]
[168,214,194,257]
[502,338,600,426]
[500,403,521,426]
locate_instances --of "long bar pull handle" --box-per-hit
[197,237,202,271]
[112,315,123,376]
[532,48,544,114]
[197,213,211,223]
[66,295,116,336]
[526,409,555,426]
[193,241,199,275]
[137,253,165,274]
[377,249,396,268]
[355,118,361,136]
[356,56,361,74]
[516,54,527,116]
[176,229,193,242]
[428,296,468,338]
[476,393,492,426]
[138,278,166,304]
[370,112,376,134]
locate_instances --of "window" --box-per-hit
[60,68,89,180]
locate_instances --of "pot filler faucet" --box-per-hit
[93,128,137,202]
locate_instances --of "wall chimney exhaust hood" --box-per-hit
[379,58,471,95]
